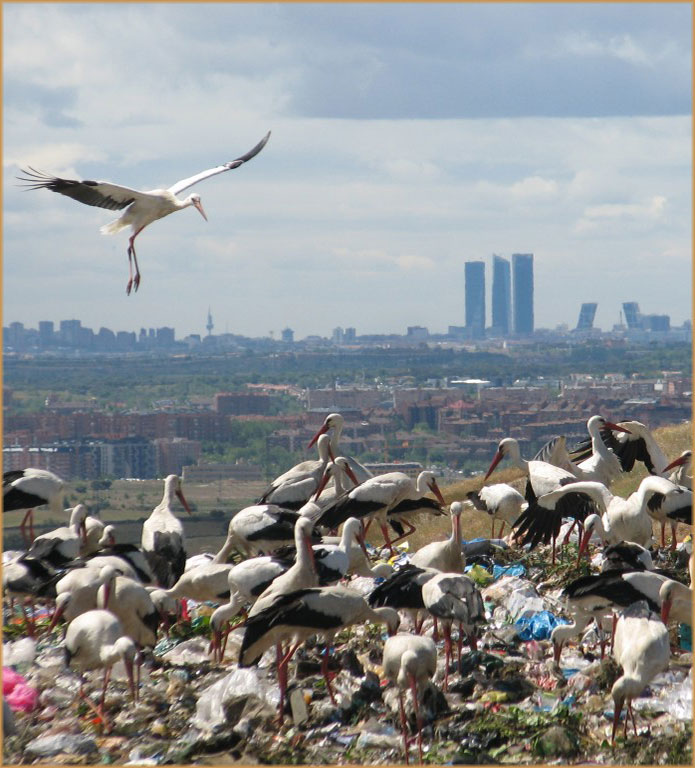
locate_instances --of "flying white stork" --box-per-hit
[611,602,670,742]
[18,132,270,294]
[382,633,437,765]
[466,484,525,539]
[64,609,138,732]
[141,474,192,588]
[3,468,64,545]
[314,470,446,555]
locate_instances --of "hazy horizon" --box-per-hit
[4,3,691,339]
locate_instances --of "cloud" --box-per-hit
[573,195,668,234]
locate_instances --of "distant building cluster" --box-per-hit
[464,253,534,339]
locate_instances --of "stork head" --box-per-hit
[174,476,193,515]
[308,413,343,449]
[188,193,208,221]
[663,450,692,474]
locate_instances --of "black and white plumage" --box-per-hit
[421,572,484,691]
[539,416,631,488]
[386,495,445,544]
[573,420,669,477]
[49,565,119,630]
[466,484,525,538]
[611,602,670,742]
[141,474,192,588]
[382,633,437,765]
[239,585,399,711]
[96,573,159,650]
[307,413,374,485]
[18,132,270,295]
[257,434,343,509]
[314,471,446,555]
[550,569,672,662]
[600,542,655,572]
[663,450,693,490]
[3,468,65,544]
[226,504,309,556]
[659,578,692,626]
[645,479,692,550]
[90,525,155,583]
[368,564,439,633]
[25,504,88,567]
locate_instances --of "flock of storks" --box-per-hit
[3,411,693,760]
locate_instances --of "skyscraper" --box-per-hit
[512,253,534,335]
[464,261,486,338]
[622,302,642,329]
[576,303,598,331]
[491,255,511,336]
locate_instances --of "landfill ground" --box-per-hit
[2,533,692,766]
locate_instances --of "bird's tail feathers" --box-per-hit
[100,218,127,235]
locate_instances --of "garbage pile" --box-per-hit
[3,537,692,766]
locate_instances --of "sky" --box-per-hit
[3,2,692,340]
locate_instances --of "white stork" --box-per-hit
[659,578,692,627]
[410,502,464,573]
[551,569,672,663]
[64,609,138,732]
[484,438,584,562]
[3,468,64,545]
[368,564,439,634]
[49,565,119,631]
[257,434,349,509]
[26,503,88,567]
[421,572,484,691]
[226,504,304,557]
[18,132,270,294]
[96,572,160,652]
[307,412,374,484]
[664,450,692,490]
[239,585,399,717]
[314,471,446,555]
[611,602,670,742]
[90,525,155,583]
[466,484,525,538]
[382,633,437,765]
[141,474,192,588]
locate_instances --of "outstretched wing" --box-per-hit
[168,131,271,196]
[17,168,141,211]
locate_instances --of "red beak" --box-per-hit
[660,599,672,624]
[662,454,689,473]
[313,470,331,501]
[47,602,66,633]
[576,528,591,566]
[344,464,360,487]
[308,423,329,449]
[484,450,503,481]
[429,479,446,506]
[176,489,193,515]
[604,421,631,434]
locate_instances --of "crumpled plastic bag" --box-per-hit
[193,666,280,731]
[3,667,39,712]
[515,610,569,641]
[492,563,526,580]
[464,563,494,586]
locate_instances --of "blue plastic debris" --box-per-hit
[515,610,569,641]
[679,622,692,651]
[492,563,526,580]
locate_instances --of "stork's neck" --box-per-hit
[213,535,237,564]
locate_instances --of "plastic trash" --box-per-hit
[193,666,280,731]
[24,733,98,758]
[3,667,38,712]
[679,623,692,651]
[3,637,37,670]
[515,611,569,641]
[504,586,545,621]
[161,638,211,666]
[462,538,508,558]
[492,563,526,580]
[464,563,494,586]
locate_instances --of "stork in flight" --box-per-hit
[18,131,270,295]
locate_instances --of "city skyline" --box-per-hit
[4,4,691,338]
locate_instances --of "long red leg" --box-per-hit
[388,520,417,546]
[660,521,666,548]
[409,674,424,764]
[443,624,451,692]
[321,646,337,705]
[398,691,410,766]
[497,521,506,538]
